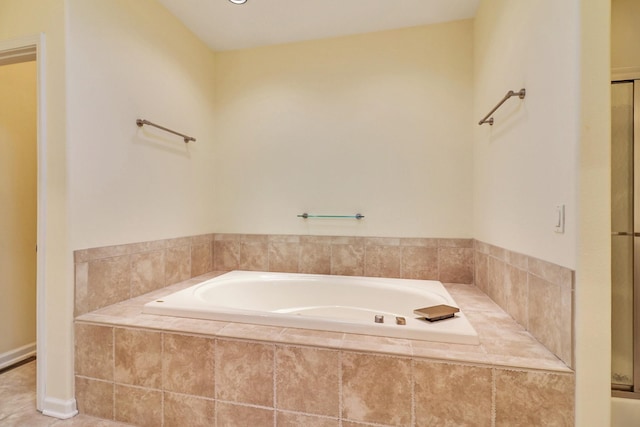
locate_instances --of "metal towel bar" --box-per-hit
[136,119,196,143]
[298,213,365,220]
[478,88,526,126]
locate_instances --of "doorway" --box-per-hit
[0,59,37,372]
[611,79,640,398]
[0,35,45,412]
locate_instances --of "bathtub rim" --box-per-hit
[143,270,480,345]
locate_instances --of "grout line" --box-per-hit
[111,327,116,421]
[491,368,496,427]
[273,343,278,427]
[160,332,165,427]
[338,350,343,425]
[411,358,416,427]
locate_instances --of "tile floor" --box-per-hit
[0,360,130,426]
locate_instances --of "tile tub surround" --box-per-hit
[474,241,575,368]
[75,273,575,427]
[74,234,215,316]
[74,234,474,316]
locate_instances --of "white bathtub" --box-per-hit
[143,271,479,345]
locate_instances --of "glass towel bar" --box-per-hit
[298,213,364,220]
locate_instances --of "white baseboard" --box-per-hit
[42,397,78,419]
[0,342,36,370]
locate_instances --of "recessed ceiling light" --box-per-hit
[229,0,247,4]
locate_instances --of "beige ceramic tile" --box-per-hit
[400,246,438,280]
[276,412,339,427]
[268,242,299,272]
[463,311,526,341]
[330,236,365,245]
[214,239,241,270]
[114,328,162,388]
[438,238,473,248]
[414,361,492,427]
[163,333,215,397]
[364,245,401,278]
[86,255,131,312]
[438,247,474,284]
[410,341,489,365]
[114,385,162,427]
[161,317,228,337]
[166,236,192,248]
[165,245,191,285]
[126,239,166,255]
[488,354,572,372]
[528,256,573,288]
[299,243,331,274]
[278,328,344,349]
[217,323,285,341]
[51,414,134,426]
[331,244,364,276]
[276,346,339,417]
[365,237,401,246]
[399,237,438,247]
[474,252,488,293]
[215,339,274,406]
[214,233,240,241]
[75,377,114,420]
[76,244,130,263]
[505,265,528,328]
[527,274,565,362]
[270,234,301,243]
[191,234,213,246]
[163,392,215,427]
[341,353,412,426]
[341,335,413,357]
[299,234,332,244]
[239,241,269,271]
[506,250,528,270]
[191,243,212,277]
[487,256,507,309]
[481,331,560,360]
[445,283,501,313]
[488,244,507,260]
[474,240,491,255]
[495,370,575,426]
[75,323,113,380]
[75,262,89,316]
[216,402,274,427]
[130,250,165,297]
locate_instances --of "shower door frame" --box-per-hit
[612,76,640,400]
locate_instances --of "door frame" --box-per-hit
[0,33,47,411]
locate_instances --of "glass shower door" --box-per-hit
[611,81,637,393]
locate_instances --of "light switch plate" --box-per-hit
[555,204,565,233]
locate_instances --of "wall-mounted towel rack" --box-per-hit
[136,119,196,143]
[298,213,365,220]
[478,88,526,126]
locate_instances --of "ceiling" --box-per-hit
[156,0,480,51]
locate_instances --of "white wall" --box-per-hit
[576,0,611,423]
[66,0,217,250]
[474,0,612,425]
[0,0,72,412]
[473,0,579,269]
[214,21,474,238]
[0,60,37,358]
